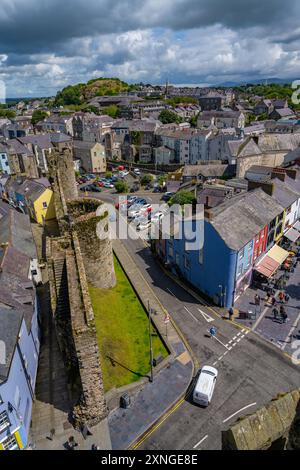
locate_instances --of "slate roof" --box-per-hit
[0,201,37,258]
[0,307,23,384]
[271,178,300,209]
[209,188,284,251]
[19,134,52,149]
[15,179,47,202]
[7,139,34,156]
[73,140,99,150]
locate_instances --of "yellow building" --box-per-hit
[17,179,56,225]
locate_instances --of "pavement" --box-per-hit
[234,259,300,356]
[109,237,194,450]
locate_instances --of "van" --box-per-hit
[193,366,218,407]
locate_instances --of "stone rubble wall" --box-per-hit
[45,150,115,430]
[222,389,300,450]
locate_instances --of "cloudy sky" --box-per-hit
[0,0,300,97]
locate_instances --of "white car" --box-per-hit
[134,168,141,176]
[136,217,152,231]
[151,211,164,224]
[128,204,144,219]
[193,366,218,407]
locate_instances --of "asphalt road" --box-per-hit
[95,190,300,450]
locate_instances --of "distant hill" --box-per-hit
[54,77,132,106]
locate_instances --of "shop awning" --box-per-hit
[268,244,289,264]
[254,245,289,278]
[293,221,300,231]
[284,227,300,243]
[254,255,279,278]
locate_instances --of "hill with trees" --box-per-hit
[54,77,133,106]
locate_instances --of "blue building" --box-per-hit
[164,188,284,307]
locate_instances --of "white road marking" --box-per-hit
[281,310,300,351]
[236,338,241,343]
[212,334,230,350]
[223,403,257,424]
[253,305,269,330]
[184,306,199,323]
[198,308,214,323]
[167,288,176,298]
[232,336,237,341]
[193,435,208,449]
[228,340,233,344]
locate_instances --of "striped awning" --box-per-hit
[284,227,300,243]
[293,220,300,231]
[254,245,289,278]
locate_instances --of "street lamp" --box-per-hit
[148,301,154,383]
[218,285,223,308]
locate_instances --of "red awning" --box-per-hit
[254,255,279,278]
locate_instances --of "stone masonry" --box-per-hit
[46,149,115,431]
[222,389,300,450]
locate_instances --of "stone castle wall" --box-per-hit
[46,150,115,430]
[67,199,116,289]
[222,389,300,450]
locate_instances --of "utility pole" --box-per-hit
[148,301,154,383]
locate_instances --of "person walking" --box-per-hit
[285,293,290,303]
[272,306,279,321]
[279,291,285,303]
[279,305,287,324]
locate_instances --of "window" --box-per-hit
[0,411,10,433]
[239,248,244,259]
[2,435,19,450]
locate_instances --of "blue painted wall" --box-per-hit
[165,219,238,307]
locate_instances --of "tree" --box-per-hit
[115,181,128,193]
[102,105,120,119]
[105,171,113,179]
[169,191,196,206]
[141,174,153,186]
[159,109,183,124]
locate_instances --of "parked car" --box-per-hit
[136,218,152,231]
[193,366,218,407]
[104,182,114,189]
[127,196,138,205]
[140,204,152,215]
[134,168,141,176]
[90,184,102,192]
[153,186,161,193]
[80,185,93,192]
[162,192,175,202]
[151,211,164,224]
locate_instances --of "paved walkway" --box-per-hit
[234,261,300,356]
[109,239,194,450]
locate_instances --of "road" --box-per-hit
[96,190,300,450]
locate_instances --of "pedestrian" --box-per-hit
[272,307,279,320]
[285,293,290,303]
[254,294,260,305]
[228,307,234,321]
[279,291,285,303]
[271,297,276,306]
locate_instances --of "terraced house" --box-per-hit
[0,202,40,450]
[162,188,287,307]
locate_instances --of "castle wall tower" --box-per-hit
[67,199,116,289]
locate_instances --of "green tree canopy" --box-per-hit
[159,109,183,124]
[115,181,128,193]
[140,174,153,186]
[169,190,196,206]
[31,109,48,126]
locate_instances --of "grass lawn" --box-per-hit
[89,257,168,392]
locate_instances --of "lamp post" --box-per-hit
[219,285,223,308]
[148,301,154,383]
